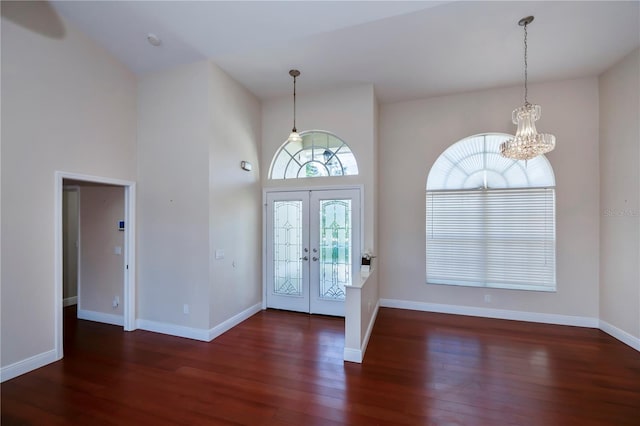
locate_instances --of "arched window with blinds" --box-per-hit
[426,133,556,291]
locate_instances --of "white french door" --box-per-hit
[266,189,361,316]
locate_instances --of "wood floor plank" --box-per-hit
[2,306,639,425]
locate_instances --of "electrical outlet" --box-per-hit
[183,304,190,315]
[113,296,120,309]
[484,294,492,303]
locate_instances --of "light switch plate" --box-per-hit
[215,249,224,260]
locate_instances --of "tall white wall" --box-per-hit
[208,63,262,327]
[138,61,263,333]
[599,48,640,339]
[379,78,600,319]
[137,62,211,329]
[261,84,378,256]
[1,3,136,369]
[78,186,125,317]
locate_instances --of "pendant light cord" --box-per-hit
[292,74,297,132]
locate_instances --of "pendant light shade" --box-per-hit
[500,16,556,161]
[288,131,302,144]
[287,69,302,144]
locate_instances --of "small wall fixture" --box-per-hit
[240,161,253,171]
[500,16,556,161]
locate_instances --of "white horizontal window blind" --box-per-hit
[426,187,556,291]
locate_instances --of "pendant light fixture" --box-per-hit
[287,69,302,144]
[500,16,555,161]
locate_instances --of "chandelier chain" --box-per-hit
[523,22,529,105]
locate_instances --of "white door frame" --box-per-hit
[62,185,80,308]
[262,184,364,312]
[54,171,136,361]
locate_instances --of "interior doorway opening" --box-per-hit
[55,172,136,361]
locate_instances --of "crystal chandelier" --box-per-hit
[500,16,555,161]
[287,69,302,144]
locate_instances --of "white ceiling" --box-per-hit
[51,1,640,103]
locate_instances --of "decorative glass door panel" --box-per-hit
[266,189,360,316]
[266,193,309,313]
[273,201,303,296]
[319,200,351,300]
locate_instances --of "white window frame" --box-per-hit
[268,130,359,180]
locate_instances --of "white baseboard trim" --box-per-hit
[208,303,262,341]
[77,309,124,327]
[599,320,640,352]
[63,296,78,307]
[343,347,362,363]
[344,301,380,363]
[379,299,640,352]
[136,303,263,343]
[136,319,210,342]
[379,299,599,328]
[1,349,58,383]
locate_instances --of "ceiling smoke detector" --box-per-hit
[146,33,162,47]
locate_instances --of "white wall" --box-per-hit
[344,271,380,362]
[379,78,600,319]
[599,48,640,339]
[137,61,263,334]
[208,62,262,327]
[1,3,136,369]
[78,186,125,317]
[137,61,211,329]
[262,84,378,255]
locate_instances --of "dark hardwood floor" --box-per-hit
[2,306,639,425]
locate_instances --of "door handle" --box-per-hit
[312,256,319,261]
[300,256,309,261]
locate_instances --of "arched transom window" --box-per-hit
[426,133,556,292]
[269,130,359,179]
